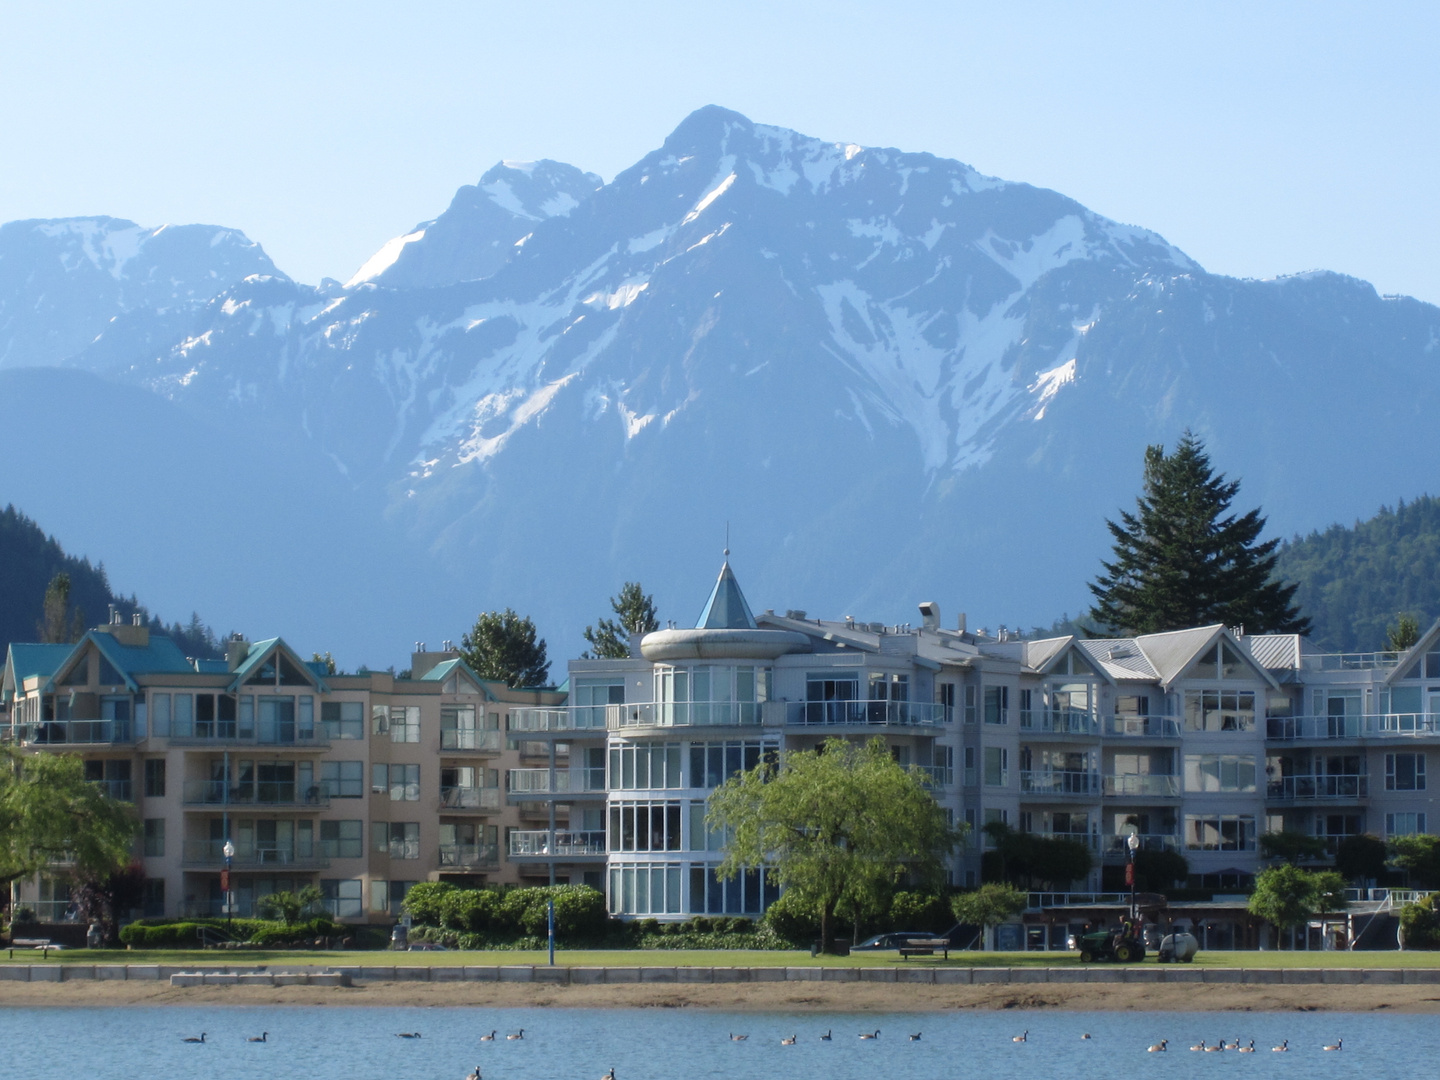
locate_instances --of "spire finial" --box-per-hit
[724,521,730,560]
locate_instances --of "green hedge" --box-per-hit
[119,917,337,948]
[404,884,607,941]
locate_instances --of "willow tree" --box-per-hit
[707,737,960,952]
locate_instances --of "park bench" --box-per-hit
[898,937,950,959]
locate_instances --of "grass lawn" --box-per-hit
[6,947,1440,968]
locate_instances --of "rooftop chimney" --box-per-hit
[957,612,967,634]
[918,601,940,631]
[226,636,251,671]
[131,612,143,626]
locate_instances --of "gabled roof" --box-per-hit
[1076,638,1158,681]
[1132,624,1279,691]
[44,630,194,692]
[1244,634,1304,673]
[1385,616,1440,685]
[1023,636,1073,674]
[226,637,330,693]
[3,643,74,698]
[696,561,757,630]
[417,657,495,699]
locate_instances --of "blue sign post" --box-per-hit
[547,898,556,966]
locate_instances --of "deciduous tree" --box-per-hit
[950,883,1027,950]
[1247,864,1347,947]
[459,608,550,688]
[1088,432,1309,635]
[707,737,960,952]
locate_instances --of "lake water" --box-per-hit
[0,1006,1427,1080]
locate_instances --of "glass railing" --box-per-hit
[168,722,329,747]
[1301,651,1402,672]
[439,842,500,868]
[440,729,502,751]
[787,700,943,727]
[509,707,610,732]
[507,830,607,857]
[1101,833,1181,856]
[90,778,134,801]
[506,767,606,795]
[1019,770,1101,796]
[1019,710,1100,736]
[608,701,767,729]
[1026,891,1128,910]
[17,719,134,745]
[181,840,330,869]
[1103,715,1183,738]
[1102,774,1180,798]
[1265,714,1440,740]
[440,785,501,810]
[1266,775,1369,800]
[913,764,954,789]
[181,779,329,807]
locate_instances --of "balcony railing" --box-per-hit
[13,900,82,922]
[167,723,329,748]
[90,778,133,801]
[441,729,502,752]
[788,700,943,728]
[181,779,329,808]
[509,706,610,733]
[1019,710,1100,737]
[17,720,134,746]
[1019,770,1101,797]
[506,767,606,795]
[1103,715,1183,739]
[440,785,501,810]
[1103,774,1180,798]
[384,839,422,860]
[181,840,330,870]
[611,701,768,730]
[1102,833,1181,856]
[1300,651,1402,672]
[913,764,954,789]
[1266,714,1440,741]
[439,842,500,869]
[1266,774,1369,801]
[508,830,608,857]
[1026,891,1129,910]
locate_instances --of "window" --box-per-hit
[390,706,420,743]
[257,696,299,743]
[143,818,165,857]
[371,705,389,735]
[375,822,420,859]
[609,862,685,915]
[687,740,776,789]
[610,742,683,789]
[321,761,364,798]
[144,758,166,797]
[440,705,483,749]
[319,819,363,859]
[685,865,779,915]
[1387,812,1427,837]
[610,801,683,852]
[936,683,956,723]
[983,686,1008,725]
[1116,695,1150,717]
[142,879,165,919]
[1185,814,1257,851]
[1018,688,1034,726]
[963,685,977,725]
[575,679,626,727]
[963,746,976,786]
[1387,753,1426,791]
[656,665,770,724]
[321,701,364,739]
[1315,813,1363,844]
[377,763,420,801]
[1184,754,1258,793]
[983,746,1008,787]
[151,693,171,736]
[321,878,363,918]
[1183,691,1255,732]
[1187,640,1251,680]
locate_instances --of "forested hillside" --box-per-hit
[1274,496,1440,653]
[0,504,219,658]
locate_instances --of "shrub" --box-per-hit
[889,890,951,932]
[247,917,338,947]
[760,890,819,944]
[442,888,500,933]
[1400,894,1440,949]
[402,882,458,927]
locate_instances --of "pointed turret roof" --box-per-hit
[696,560,757,630]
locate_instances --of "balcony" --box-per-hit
[438,843,500,870]
[508,830,607,858]
[13,900,82,922]
[1019,770,1102,798]
[913,764,954,789]
[181,779,329,809]
[167,723,329,749]
[440,785,502,811]
[17,720,135,746]
[181,840,330,870]
[787,699,943,729]
[1019,710,1100,737]
[509,707,610,733]
[1103,715,1183,739]
[506,767,606,798]
[1102,774,1181,798]
[90,778,134,801]
[441,729,502,752]
[612,701,769,730]
[1102,833,1181,856]
[1266,775,1369,802]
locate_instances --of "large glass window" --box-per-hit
[1185,814,1257,851]
[1387,753,1426,791]
[1387,812,1427,837]
[320,819,363,858]
[375,763,420,801]
[374,821,420,859]
[983,686,1008,725]
[1184,754,1258,792]
[610,742,683,789]
[144,758,166,797]
[321,761,364,798]
[321,701,364,739]
[687,866,779,915]
[575,679,625,728]
[656,666,770,725]
[609,801,683,852]
[321,878,362,918]
[687,740,775,788]
[608,863,684,915]
[1183,691,1256,732]
[983,746,1008,787]
[142,818,165,857]
[389,706,420,743]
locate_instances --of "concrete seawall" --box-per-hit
[0,964,1435,986]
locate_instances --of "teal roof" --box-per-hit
[417,657,495,698]
[7,643,75,683]
[225,637,329,693]
[41,630,194,693]
[696,561,758,630]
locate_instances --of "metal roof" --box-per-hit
[696,561,757,630]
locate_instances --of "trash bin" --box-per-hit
[390,924,408,951]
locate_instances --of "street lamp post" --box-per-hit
[222,840,236,933]
[1126,831,1140,924]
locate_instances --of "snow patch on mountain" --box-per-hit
[345,229,426,287]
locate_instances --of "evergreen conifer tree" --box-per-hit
[1088,432,1309,635]
[459,608,550,688]
[582,582,659,659]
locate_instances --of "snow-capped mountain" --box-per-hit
[1,106,1438,664]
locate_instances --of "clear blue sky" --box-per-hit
[3,1,1436,303]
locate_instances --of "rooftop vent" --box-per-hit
[918,602,940,631]
[785,610,807,620]
[131,612,142,627]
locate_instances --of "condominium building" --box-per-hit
[1,612,565,924]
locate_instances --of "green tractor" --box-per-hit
[1077,927,1146,963]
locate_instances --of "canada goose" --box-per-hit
[729,1033,747,1042]
[781,1036,797,1046]
[480,1031,497,1042]
[1012,1030,1028,1043]
[1323,1039,1343,1052]
[466,1068,482,1080]
[397,1032,422,1039]
[600,1070,615,1080]
[1147,1040,1167,1053]
[506,1030,524,1041]
[1272,1040,1289,1052]
[182,1033,206,1044]
[908,1033,922,1042]
[1081,1033,1092,1040]
[1237,1041,1255,1053]
[247,1033,268,1043]
[820,1030,832,1041]
[859,1030,880,1040]
[1204,1040,1225,1052]
[1189,1040,1206,1052]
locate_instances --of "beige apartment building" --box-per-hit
[0,612,567,924]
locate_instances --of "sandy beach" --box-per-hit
[2,979,1438,1011]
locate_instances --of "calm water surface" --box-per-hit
[0,1006,1426,1080]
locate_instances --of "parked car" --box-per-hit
[851,931,934,951]
[407,941,449,951]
